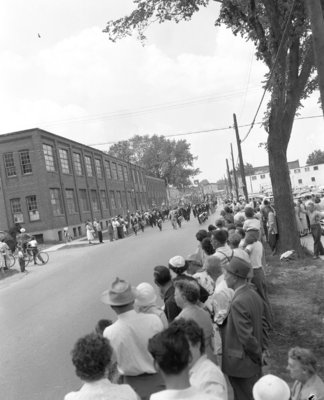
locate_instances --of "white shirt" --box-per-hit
[28,239,38,248]
[233,248,250,263]
[150,386,216,400]
[64,378,139,400]
[103,310,163,375]
[189,355,228,400]
[212,245,233,267]
[245,241,263,268]
[243,218,260,231]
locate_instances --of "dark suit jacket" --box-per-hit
[164,285,181,322]
[221,284,269,378]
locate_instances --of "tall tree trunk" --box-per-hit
[307,0,324,115]
[268,113,302,255]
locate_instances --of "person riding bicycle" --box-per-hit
[27,236,45,265]
[16,228,32,253]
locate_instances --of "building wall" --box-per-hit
[246,162,324,194]
[0,128,166,241]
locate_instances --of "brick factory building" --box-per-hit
[0,129,167,242]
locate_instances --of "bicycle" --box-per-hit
[1,250,30,270]
[27,247,49,265]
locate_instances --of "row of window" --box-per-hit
[298,177,316,184]
[251,165,320,181]
[43,144,133,182]
[10,189,148,223]
[294,166,318,173]
[2,147,146,186]
[4,150,32,177]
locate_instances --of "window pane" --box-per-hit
[123,166,129,181]
[65,189,77,214]
[79,189,89,211]
[73,153,83,175]
[100,190,108,209]
[117,164,124,180]
[19,150,32,174]
[43,144,56,172]
[90,190,99,211]
[59,149,70,174]
[10,198,24,223]
[111,162,118,180]
[84,156,93,177]
[109,191,116,209]
[26,195,40,221]
[4,152,16,177]
[50,188,64,216]
[104,160,112,179]
[95,159,102,178]
[116,191,122,208]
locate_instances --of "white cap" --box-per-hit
[168,255,186,269]
[253,374,290,400]
[135,283,157,306]
[20,228,26,233]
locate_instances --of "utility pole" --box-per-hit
[230,143,239,201]
[224,175,229,199]
[226,159,233,200]
[233,113,249,202]
[307,0,324,115]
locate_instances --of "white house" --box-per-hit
[246,161,324,194]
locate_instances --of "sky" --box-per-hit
[1,0,324,183]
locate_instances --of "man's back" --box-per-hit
[104,310,163,376]
[221,284,264,378]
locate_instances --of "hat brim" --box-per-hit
[135,294,157,307]
[224,264,250,279]
[100,288,136,306]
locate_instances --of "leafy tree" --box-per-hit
[306,149,324,165]
[104,0,319,253]
[108,134,200,187]
[231,162,254,178]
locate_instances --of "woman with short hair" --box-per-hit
[288,346,324,400]
[174,278,214,362]
[64,333,138,400]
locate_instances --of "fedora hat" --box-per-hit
[225,256,252,279]
[101,277,135,306]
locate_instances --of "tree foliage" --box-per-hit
[108,135,200,187]
[306,149,324,165]
[103,0,320,252]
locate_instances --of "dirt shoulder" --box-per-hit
[265,251,324,383]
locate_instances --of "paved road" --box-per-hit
[0,215,213,400]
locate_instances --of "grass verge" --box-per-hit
[265,250,324,383]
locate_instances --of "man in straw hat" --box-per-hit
[219,257,270,400]
[101,277,165,400]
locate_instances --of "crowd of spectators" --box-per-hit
[63,199,324,400]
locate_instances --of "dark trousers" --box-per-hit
[251,268,273,328]
[311,224,324,256]
[123,373,165,400]
[229,374,260,400]
[97,230,103,243]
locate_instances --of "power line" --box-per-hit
[240,0,297,144]
[40,86,260,128]
[88,114,323,147]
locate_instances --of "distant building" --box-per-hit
[0,128,167,242]
[246,160,324,194]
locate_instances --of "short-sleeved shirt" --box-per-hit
[103,310,163,376]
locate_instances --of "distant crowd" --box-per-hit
[64,199,324,400]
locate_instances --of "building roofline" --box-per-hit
[0,127,165,178]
